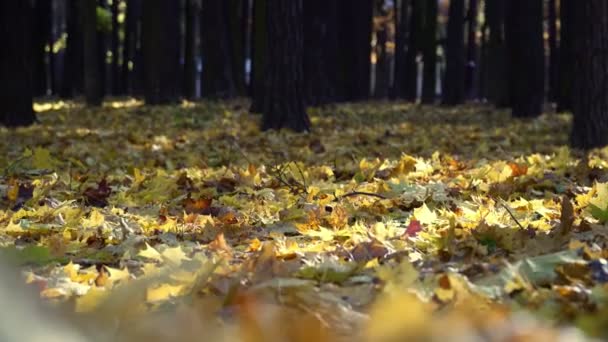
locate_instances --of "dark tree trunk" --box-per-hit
[0,1,36,126]
[484,0,508,107]
[337,0,372,101]
[142,0,180,104]
[465,0,478,99]
[505,0,544,118]
[547,0,558,102]
[374,12,390,99]
[122,0,143,96]
[82,0,102,106]
[421,0,438,104]
[183,0,197,99]
[111,0,122,95]
[201,0,236,99]
[97,0,108,97]
[32,0,52,97]
[250,0,267,111]
[404,0,422,101]
[557,0,575,112]
[442,0,466,105]
[61,0,84,98]
[570,1,608,149]
[392,0,409,99]
[261,0,310,132]
[227,0,247,95]
[304,0,339,105]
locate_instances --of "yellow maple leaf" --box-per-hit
[146,283,184,303]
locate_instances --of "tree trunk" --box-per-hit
[338,0,372,101]
[557,0,575,112]
[250,0,267,111]
[404,0,422,101]
[505,0,544,118]
[123,0,143,96]
[201,0,236,99]
[442,0,466,105]
[374,8,390,99]
[183,0,197,99]
[570,1,608,149]
[111,0,122,95]
[261,0,310,132]
[304,0,339,105]
[392,0,409,99]
[142,0,180,104]
[61,0,84,98]
[227,0,247,95]
[32,0,52,97]
[465,0,478,99]
[0,1,36,126]
[82,0,102,106]
[97,0,108,98]
[421,0,438,104]
[547,0,558,102]
[484,0,508,107]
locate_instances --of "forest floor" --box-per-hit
[1,100,608,340]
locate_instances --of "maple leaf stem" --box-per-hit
[498,200,526,230]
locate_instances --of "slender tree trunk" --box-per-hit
[250,0,267,111]
[443,0,466,105]
[374,14,390,99]
[570,1,608,149]
[484,0,508,107]
[201,0,236,99]
[111,0,122,95]
[465,0,478,99]
[505,0,544,118]
[61,0,84,98]
[97,0,108,97]
[183,0,197,99]
[547,0,558,102]
[304,0,339,105]
[125,0,143,96]
[421,0,438,104]
[338,0,372,101]
[392,0,409,99]
[557,0,575,112]
[82,0,102,106]
[32,0,52,97]
[261,0,309,131]
[0,1,36,126]
[142,0,180,104]
[227,0,247,95]
[404,0,422,101]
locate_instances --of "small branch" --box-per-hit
[339,191,388,200]
[498,200,525,230]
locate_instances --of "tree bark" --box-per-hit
[304,0,339,105]
[421,0,438,104]
[0,1,36,126]
[570,1,608,149]
[557,0,575,112]
[201,0,236,99]
[82,0,102,106]
[505,0,544,118]
[337,0,372,101]
[392,0,409,99]
[250,0,267,111]
[483,0,508,107]
[61,0,84,98]
[404,0,422,101]
[142,0,180,104]
[261,0,310,132]
[32,0,52,97]
[465,0,478,99]
[374,5,390,99]
[547,0,558,102]
[227,0,247,95]
[442,0,466,105]
[183,0,198,99]
[111,0,122,95]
